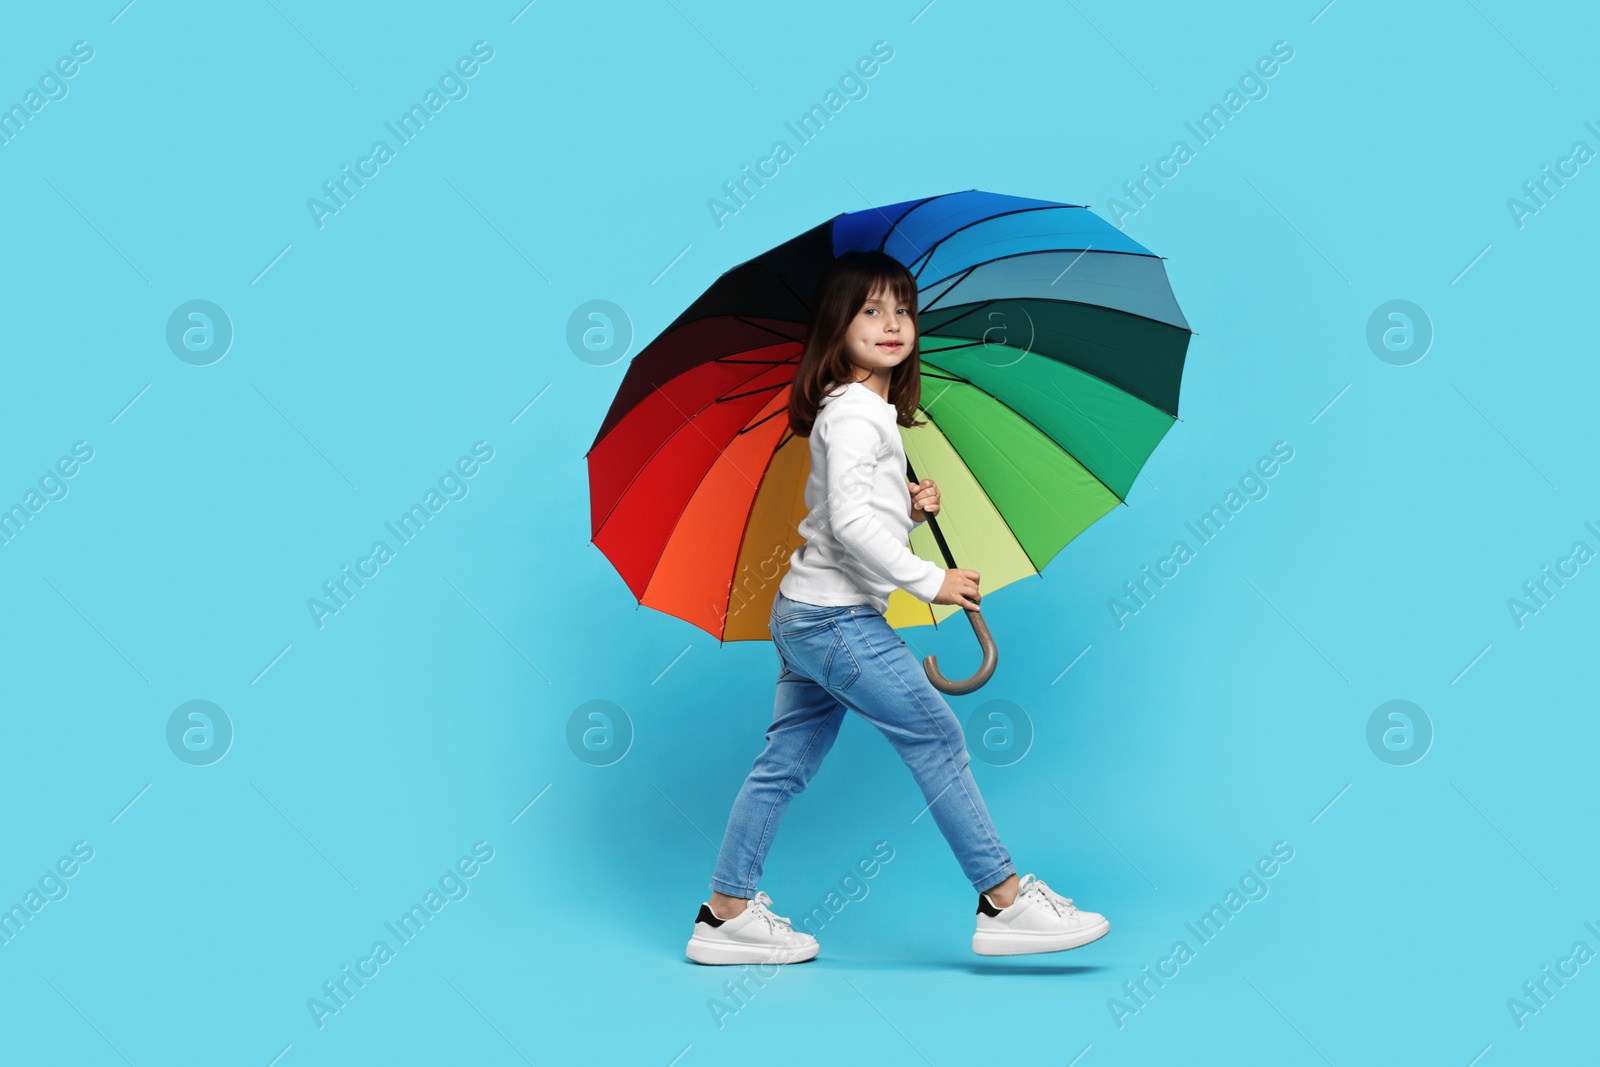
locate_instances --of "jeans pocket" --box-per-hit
[772,604,838,640]
[773,600,833,625]
[821,622,861,691]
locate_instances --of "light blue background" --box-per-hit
[2,1,1595,1064]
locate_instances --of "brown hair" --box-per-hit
[787,250,926,437]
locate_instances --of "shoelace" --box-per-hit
[744,891,795,936]
[1016,873,1078,918]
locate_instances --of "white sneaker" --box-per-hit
[972,873,1110,956]
[685,891,820,965]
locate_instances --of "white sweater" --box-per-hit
[779,380,947,614]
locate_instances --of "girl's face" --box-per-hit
[841,282,915,379]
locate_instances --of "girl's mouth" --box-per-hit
[877,342,903,350]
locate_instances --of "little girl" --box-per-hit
[685,250,1110,964]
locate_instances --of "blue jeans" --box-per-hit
[710,590,1016,897]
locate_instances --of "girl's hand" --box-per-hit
[934,568,982,610]
[908,478,940,523]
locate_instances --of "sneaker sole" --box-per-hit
[684,934,820,966]
[972,918,1110,956]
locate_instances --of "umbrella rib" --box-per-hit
[872,196,940,254]
[730,315,806,344]
[590,357,785,540]
[720,381,789,404]
[920,297,999,333]
[902,204,1130,284]
[917,264,979,313]
[915,247,1191,329]
[921,297,1187,419]
[645,316,802,366]
[771,272,819,320]
[859,202,929,260]
[877,196,946,254]
[715,355,800,375]
[927,336,1151,413]
[917,340,994,359]
[918,245,1171,295]
[925,289,1183,334]
[738,406,789,436]
[590,318,804,451]
[646,386,762,493]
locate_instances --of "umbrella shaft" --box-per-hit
[906,459,957,570]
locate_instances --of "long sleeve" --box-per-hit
[817,410,946,603]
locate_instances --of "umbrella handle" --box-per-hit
[923,607,998,696]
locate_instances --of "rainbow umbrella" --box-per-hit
[586,189,1191,693]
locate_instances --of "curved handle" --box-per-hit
[923,607,998,695]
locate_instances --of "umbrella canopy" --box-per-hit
[587,189,1191,649]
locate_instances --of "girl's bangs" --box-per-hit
[865,266,918,312]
